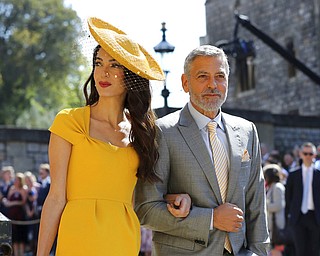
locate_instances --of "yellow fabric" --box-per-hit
[49,106,140,256]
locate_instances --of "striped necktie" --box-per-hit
[207,121,232,253]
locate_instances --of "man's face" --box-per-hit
[181,56,228,117]
[283,154,293,166]
[39,168,48,180]
[300,146,316,166]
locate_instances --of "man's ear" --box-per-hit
[181,74,189,93]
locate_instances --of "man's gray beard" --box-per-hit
[191,94,226,112]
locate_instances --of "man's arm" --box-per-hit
[134,131,212,246]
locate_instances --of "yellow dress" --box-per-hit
[49,106,140,256]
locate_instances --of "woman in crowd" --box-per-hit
[264,164,286,256]
[3,172,28,256]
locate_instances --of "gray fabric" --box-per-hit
[135,105,270,256]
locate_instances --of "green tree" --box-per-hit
[0,0,87,128]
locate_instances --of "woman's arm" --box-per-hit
[2,187,26,207]
[37,133,71,256]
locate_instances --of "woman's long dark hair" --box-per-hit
[83,45,160,183]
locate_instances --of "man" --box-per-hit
[37,163,51,215]
[135,45,269,256]
[285,142,320,256]
[35,163,53,254]
[283,152,298,173]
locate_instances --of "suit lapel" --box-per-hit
[178,106,222,203]
[222,113,243,201]
[312,168,319,200]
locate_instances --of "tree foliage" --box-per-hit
[0,0,87,128]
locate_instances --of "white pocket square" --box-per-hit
[241,149,250,162]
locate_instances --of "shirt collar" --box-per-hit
[187,102,225,131]
[41,176,51,187]
[302,163,314,171]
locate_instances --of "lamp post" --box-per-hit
[154,22,175,111]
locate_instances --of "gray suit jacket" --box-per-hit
[135,105,269,256]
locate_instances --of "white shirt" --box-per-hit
[302,163,314,211]
[40,176,51,188]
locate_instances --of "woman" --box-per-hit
[3,172,28,256]
[263,164,286,255]
[37,17,189,256]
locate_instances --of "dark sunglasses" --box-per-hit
[302,152,314,156]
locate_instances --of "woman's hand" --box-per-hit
[164,193,192,218]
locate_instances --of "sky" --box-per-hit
[64,0,207,109]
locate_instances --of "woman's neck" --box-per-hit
[91,98,126,128]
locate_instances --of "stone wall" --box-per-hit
[224,108,320,154]
[204,0,320,116]
[0,127,49,173]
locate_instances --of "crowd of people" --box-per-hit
[1,141,319,256]
[0,164,51,256]
[262,142,320,256]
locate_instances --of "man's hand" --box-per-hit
[213,203,244,232]
[164,193,192,218]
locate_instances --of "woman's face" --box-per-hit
[93,48,126,98]
[14,176,23,188]
[25,176,32,187]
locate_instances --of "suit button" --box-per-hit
[194,239,205,245]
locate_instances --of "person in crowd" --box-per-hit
[263,164,286,256]
[315,144,320,161]
[0,165,15,216]
[264,153,288,185]
[261,143,270,167]
[135,45,269,256]
[283,152,297,173]
[36,17,189,256]
[292,145,302,166]
[34,163,52,255]
[36,163,51,217]
[24,171,40,255]
[139,227,152,256]
[285,142,320,256]
[314,144,320,170]
[2,172,28,256]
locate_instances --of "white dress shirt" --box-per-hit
[302,163,315,211]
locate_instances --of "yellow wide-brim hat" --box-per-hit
[88,17,165,81]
